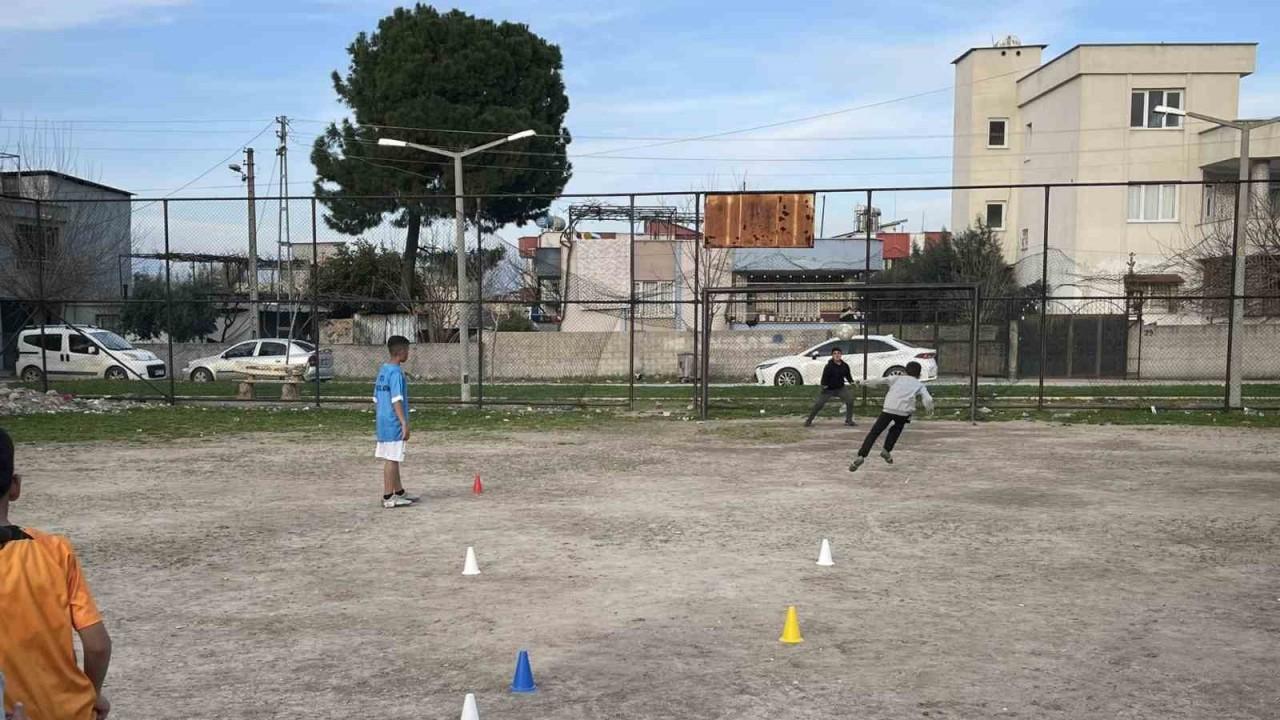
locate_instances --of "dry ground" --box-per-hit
[12,419,1280,719]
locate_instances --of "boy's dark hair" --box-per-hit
[387,335,410,355]
[905,361,922,378]
[0,428,14,497]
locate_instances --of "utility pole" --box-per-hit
[243,148,260,339]
[276,115,294,339]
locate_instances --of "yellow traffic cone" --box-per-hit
[779,605,804,644]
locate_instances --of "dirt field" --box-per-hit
[13,419,1279,719]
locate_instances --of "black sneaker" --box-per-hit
[880,450,893,464]
[803,419,813,427]
[844,420,857,427]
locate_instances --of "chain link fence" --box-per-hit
[2,180,1278,415]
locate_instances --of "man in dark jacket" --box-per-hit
[804,348,856,427]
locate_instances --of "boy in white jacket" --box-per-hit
[849,361,934,472]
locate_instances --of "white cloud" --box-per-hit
[0,0,189,31]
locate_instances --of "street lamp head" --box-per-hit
[228,163,242,173]
[1154,105,1187,117]
[505,129,537,142]
[377,137,409,147]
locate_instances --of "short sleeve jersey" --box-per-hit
[1,528,103,720]
[373,363,408,441]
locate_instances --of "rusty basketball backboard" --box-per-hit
[703,193,815,248]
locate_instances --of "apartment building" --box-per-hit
[951,40,1275,316]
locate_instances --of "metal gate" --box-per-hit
[1018,302,1130,379]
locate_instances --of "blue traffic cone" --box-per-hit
[510,649,537,693]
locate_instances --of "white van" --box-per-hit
[17,326,167,382]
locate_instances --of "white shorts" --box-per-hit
[375,441,405,463]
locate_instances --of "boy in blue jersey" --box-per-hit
[373,335,417,508]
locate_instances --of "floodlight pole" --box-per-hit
[378,130,535,402]
[1156,105,1280,409]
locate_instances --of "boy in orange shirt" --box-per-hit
[0,428,112,720]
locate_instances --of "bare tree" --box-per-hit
[1082,189,1280,319]
[0,127,131,323]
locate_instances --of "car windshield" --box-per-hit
[91,331,133,351]
[292,340,315,351]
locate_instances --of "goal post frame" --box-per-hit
[698,282,980,423]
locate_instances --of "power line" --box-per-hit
[0,120,1226,145]
[573,66,1039,159]
[150,122,275,200]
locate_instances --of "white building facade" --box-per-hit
[951,41,1274,318]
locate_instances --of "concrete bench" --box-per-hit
[236,363,308,401]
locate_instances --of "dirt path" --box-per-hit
[12,420,1279,719]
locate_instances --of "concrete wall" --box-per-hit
[136,322,1280,384]
[139,325,1010,382]
[1129,322,1280,379]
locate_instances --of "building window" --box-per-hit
[987,118,1008,148]
[1126,277,1183,314]
[1127,184,1178,222]
[985,202,1006,231]
[633,280,674,318]
[94,314,122,333]
[1130,89,1183,129]
[1019,228,1029,251]
[13,223,61,267]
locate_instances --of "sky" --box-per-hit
[3,0,1280,243]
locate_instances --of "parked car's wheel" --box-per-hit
[104,366,129,381]
[883,365,907,377]
[190,367,214,383]
[774,368,803,386]
[20,365,43,383]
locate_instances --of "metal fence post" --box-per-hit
[475,199,485,410]
[700,287,712,420]
[628,194,636,411]
[163,200,176,405]
[310,198,321,408]
[862,189,872,410]
[970,285,980,424]
[35,199,49,394]
[1223,181,1240,411]
[1038,185,1050,411]
[692,191,701,413]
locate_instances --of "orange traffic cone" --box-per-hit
[472,474,484,495]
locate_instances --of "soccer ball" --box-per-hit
[833,323,857,341]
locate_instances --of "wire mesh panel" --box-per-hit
[699,283,979,421]
[2,179,1275,413]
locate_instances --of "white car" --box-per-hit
[17,326,166,382]
[183,339,334,382]
[754,335,939,386]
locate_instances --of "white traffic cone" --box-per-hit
[460,692,480,720]
[816,538,834,567]
[462,546,481,576]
